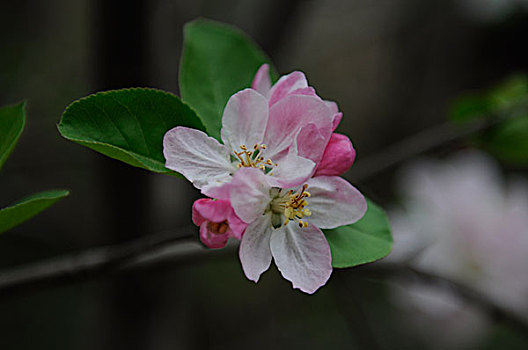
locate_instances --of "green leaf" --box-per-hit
[179,18,274,140]
[0,101,26,171]
[488,74,528,111]
[0,190,69,234]
[450,74,528,166]
[324,199,393,268]
[451,75,528,123]
[58,88,205,174]
[484,114,528,164]
[450,94,492,123]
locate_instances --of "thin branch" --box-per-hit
[350,117,496,182]
[355,263,528,335]
[0,227,235,297]
[2,235,527,336]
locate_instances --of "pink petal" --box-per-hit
[227,210,247,239]
[290,87,317,97]
[268,71,308,106]
[229,168,271,223]
[306,176,367,229]
[325,101,339,114]
[192,199,209,226]
[192,198,232,224]
[263,95,333,160]
[239,214,273,282]
[200,222,229,249]
[251,64,272,95]
[331,112,343,131]
[314,133,356,176]
[270,223,332,294]
[221,89,269,153]
[295,123,329,165]
[163,127,233,189]
[268,152,315,189]
[194,198,246,248]
[324,101,342,131]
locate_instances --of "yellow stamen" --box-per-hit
[233,144,275,173]
[281,184,311,229]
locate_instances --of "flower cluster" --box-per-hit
[163,65,366,293]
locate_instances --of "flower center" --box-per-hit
[269,184,312,229]
[233,144,276,174]
[207,220,229,235]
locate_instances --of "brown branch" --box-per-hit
[2,235,527,336]
[350,117,499,182]
[354,263,528,335]
[0,227,235,297]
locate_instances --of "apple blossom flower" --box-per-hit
[163,87,334,198]
[229,167,367,294]
[165,67,365,293]
[388,150,528,315]
[385,150,528,348]
[252,64,356,176]
[192,198,247,249]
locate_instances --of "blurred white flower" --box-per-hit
[387,150,528,347]
[389,150,528,313]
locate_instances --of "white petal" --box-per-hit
[306,176,367,229]
[230,168,271,223]
[270,223,332,294]
[268,153,315,189]
[201,177,232,200]
[239,213,273,282]
[221,89,269,153]
[163,127,234,188]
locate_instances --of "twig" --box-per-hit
[351,117,496,182]
[0,227,235,296]
[3,237,527,336]
[355,263,528,335]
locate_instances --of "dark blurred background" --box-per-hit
[0,0,527,349]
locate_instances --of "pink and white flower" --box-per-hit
[192,198,247,249]
[163,87,334,198]
[166,66,366,293]
[229,167,367,294]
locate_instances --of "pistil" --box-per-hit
[268,185,312,229]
